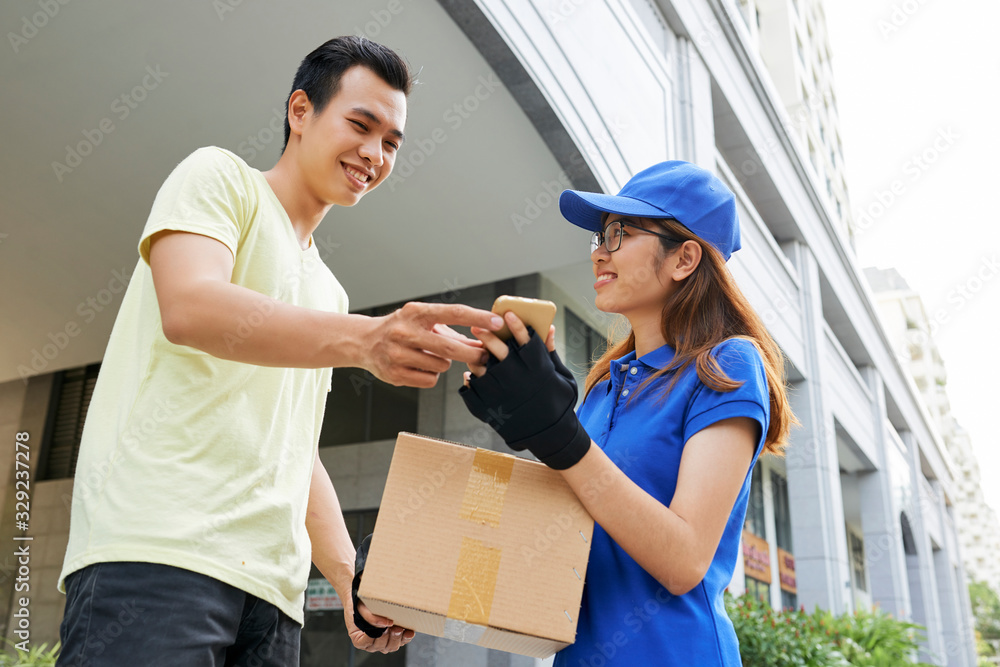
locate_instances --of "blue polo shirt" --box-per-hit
[555,338,769,667]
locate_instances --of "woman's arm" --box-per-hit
[559,418,756,595]
[466,312,758,595]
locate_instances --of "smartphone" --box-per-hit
[491,296,557,342]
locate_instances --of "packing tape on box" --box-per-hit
[447,536,502,629]
[446,449,512,634]
[459,448,514,527]
[443,617,488,644]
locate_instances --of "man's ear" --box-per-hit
[286,90,311,141]
[671,240,702,281]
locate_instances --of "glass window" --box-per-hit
[321,368,419,446]
[40,363,101,480]
[744,463,766,538]
[771,471,793,551]
[744,577,770,603]
[370,379,420,441]
[323,369,371,446]
[849,531,868,592]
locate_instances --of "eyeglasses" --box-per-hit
[590,219,684,254]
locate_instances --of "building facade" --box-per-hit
[866,267,1000,598]
[0,0,977,665]
[735,0,853,240]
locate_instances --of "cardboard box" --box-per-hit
[359,432,594,658]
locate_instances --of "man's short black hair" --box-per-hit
[282,35,413,151]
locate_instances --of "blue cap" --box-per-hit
[559,161,741,261]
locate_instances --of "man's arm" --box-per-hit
[306,452,414,652]
[148,230,500,387]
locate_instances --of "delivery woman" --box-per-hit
[460,161,795,665]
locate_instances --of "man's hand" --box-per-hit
[307,456,414,653]
[364,302,502,388]
[341,588,414,653]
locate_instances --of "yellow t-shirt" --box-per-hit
[59,146,348,624]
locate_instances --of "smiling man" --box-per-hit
[56,36,502,666]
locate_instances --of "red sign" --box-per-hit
[777,547,796,594]
[742,530,771,584]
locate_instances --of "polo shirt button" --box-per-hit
[630,367,637,375]
[621,389,629,397]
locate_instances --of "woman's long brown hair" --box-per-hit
[583,218,796,455]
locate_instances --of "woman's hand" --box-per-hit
[463,311,555,385]
[458,312,589,470]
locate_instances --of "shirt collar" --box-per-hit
[608,343,678,388]
[636,343,677,370]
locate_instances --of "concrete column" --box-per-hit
[760,460,783,610]
[952,547,979,667]
[931,486,972,667]
[901,431,946,664]
[856,366,910,617]
[782,242,850,614]
[931,551,967,667]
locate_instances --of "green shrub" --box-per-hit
[726,592,935,667]
[727,593,849,666]
[824,606,932,667]
[0,641,60,667]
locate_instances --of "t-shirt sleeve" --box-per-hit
[683,338,769,452]
[138,147,252,265]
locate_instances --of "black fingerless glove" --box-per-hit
[352,534,386,639]
[459,330,591,469]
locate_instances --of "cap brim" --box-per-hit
[558,190,672,232]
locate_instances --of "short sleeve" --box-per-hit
[683,338,769,451]
[138,147,252,265]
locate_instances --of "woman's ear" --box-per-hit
[671,240,702,281]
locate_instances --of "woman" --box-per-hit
[460,160,795,665]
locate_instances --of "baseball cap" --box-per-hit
[558,161,741,261]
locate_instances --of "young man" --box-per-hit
[56,36,502,666]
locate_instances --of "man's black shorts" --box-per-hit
[57,561,300,667]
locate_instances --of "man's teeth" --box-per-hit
[345,166,370,182]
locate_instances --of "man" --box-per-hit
[57,36,502,665]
